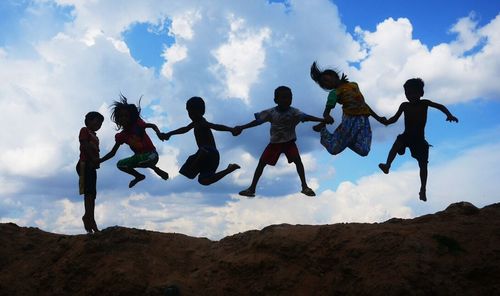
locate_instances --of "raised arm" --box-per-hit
[100,142,121,163]
[425,100,459,122]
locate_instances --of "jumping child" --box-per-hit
[160,96,240,185]
[236,86,327,197]
[100,95,169,188]
[378,78,458,201]
[310,61,385,156]
[77,111,104,233]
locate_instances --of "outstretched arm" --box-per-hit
[100,142,121,163]
[160,123,194,141]
[145,122,162,139]
[367,105,387,125]
[425,100,459,122]
[384,104,405,126]
[303,114,327,123]
[234,119,264,135]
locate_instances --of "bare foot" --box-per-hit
[154,167,169,180]
[239,188,255,197]
[378,163,390,174]
[227,163,241,172]
[419,189,427,202]
[301,187,316,196]
[129,174,146,188]
[82,216,93,234]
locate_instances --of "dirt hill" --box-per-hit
[1,201,499,295]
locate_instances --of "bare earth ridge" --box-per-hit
[1,201,499,295]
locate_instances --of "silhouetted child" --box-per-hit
[378,78,458,201]
[235,86,326,197]
[310,62,385,156]
[77,111,104,234]
[100,95,169,188]
[160,96,240,185]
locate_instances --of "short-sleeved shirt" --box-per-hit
[255,107,306,143]
[115,118,156,154]
[79,127,99,162]
[326,82,371,116]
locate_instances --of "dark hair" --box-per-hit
[186,96,205,115]
[274,85,292,100]
[310,61,349,91]
[84,111,104,126]
[404,78,425,93]
[110,94,141,130]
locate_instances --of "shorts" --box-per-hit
[179,147,220,180]
[76,161,96,196]
[117,151,159,169]
[260,140,300,166]
[320,114,371,156]
[394,133,430,163]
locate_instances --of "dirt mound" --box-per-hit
[1,202,499,295]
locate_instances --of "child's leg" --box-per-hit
[152,166,169,180]
[418,160,428,201]
[292,156,315,196]
[118,166,145,188]
[348,116,371,157]
[117,156,146,188]
[83,194,97,233]
[378,139,404,174]
[239,160,266,196]
[319,123,349,155]
[199,164,241,186]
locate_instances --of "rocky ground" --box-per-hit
[1,201,499,295]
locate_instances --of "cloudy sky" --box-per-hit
[1,0,499,239]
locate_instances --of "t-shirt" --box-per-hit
[326,82,371,116]
[115,118,156,154]
[79,127,99,162]
[255,107,306,143]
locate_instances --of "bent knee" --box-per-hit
[198,178,211,186]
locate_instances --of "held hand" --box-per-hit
[159,132,171,141]
[324,115,334,124]
[232,126,242,136]
[379,116,389,126]
[446,115,458,123]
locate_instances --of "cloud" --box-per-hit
[1,1,499,239]
[351,13,500,115]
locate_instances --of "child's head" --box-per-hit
[84,111,104,132]
[310,61,349,91]
[403,78,424,102]
[274,86,292,110]
[110,94,141,130]
[186,96,205,121]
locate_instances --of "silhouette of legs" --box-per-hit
[118,166,146,188]
[378,139,403,174]
[292,156,315,196]
[239,160,266,197]
[418,160,428,202]
[199,164,240,186]
[314,116,371,157]
[83,194,99,233]
[152,166,169,180]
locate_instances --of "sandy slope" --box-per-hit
[1,201,499,295]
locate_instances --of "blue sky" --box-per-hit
[0,0,499,239]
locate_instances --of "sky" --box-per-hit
[0,0,499,240]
